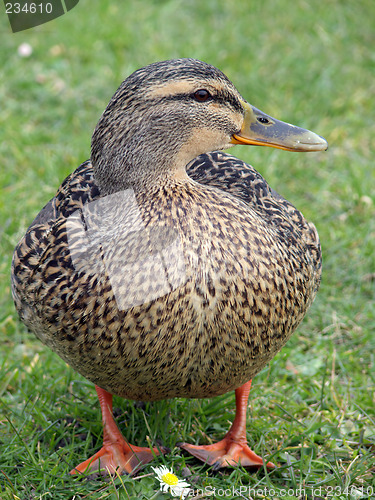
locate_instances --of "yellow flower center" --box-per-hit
[161,472,179,486]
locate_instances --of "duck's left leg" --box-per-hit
[70,386,167,476]
[179,380,275,469]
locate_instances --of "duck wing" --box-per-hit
[187,151,321,275]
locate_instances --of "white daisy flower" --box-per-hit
[152,465,191,498]
[17,43,33,58]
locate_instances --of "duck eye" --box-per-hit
[193,89,211,102]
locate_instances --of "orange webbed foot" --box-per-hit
[70,386,167,477]
[179,380,275,470]
[70,441,165,476]
[179,437,274,470]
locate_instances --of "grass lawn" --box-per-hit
[0,0,374,499]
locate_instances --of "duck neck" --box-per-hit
[93,152,191,196]
[91,125,193,196]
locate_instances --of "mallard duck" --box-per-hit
[11,58,327,476]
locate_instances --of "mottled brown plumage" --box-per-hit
[11,58,327,474]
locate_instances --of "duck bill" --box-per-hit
[231,101,328,152]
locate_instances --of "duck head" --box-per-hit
[91,58,327,194]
